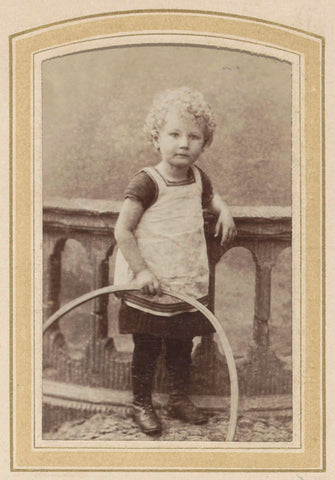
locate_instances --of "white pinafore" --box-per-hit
[114,165,209,316]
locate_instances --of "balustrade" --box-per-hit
[43,198,292,398]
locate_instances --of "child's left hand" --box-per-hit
[214,211,237,246]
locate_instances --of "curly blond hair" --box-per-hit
[145,87,216,148]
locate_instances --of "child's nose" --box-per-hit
[179,136,189,147]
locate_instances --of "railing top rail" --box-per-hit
[43,197,292,220]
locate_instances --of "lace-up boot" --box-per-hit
[129,396,162,435]
[165,376,208,425]
[165,337,208,425]
[130,334,162,435]
[130,377,162,435]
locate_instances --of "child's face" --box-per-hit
[153,109,205,169]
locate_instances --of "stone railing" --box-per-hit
[43,198,292,406]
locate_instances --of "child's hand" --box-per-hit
[134,269,162,296]
[214,211,237,246]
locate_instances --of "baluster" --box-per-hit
[250,242,285,351]
[43,236,66,366]
[86,237,116,372]
[43,237,65,320]
[242,240,292,394]
[96,256,109,337]
[253,259,273,348]
[99,242,116,338]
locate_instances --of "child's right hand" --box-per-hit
[134,269,162,296]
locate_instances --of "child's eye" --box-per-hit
[169,132,179,138]
[190,134,201,140]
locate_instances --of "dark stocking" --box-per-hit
[132,334,162,405]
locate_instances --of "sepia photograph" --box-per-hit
[8,7,325,473]
[41,42,293,443]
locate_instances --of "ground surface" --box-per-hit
[44,407,292,442]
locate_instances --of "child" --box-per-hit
[114,87,236,435]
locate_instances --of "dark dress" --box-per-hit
[119,301,215,339]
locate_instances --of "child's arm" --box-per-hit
[114,198,162,295]
[207,194,236,246]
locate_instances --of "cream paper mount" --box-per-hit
[10,9,324,472]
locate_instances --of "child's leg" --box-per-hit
[130,333,162,434]
[132,333,162,404]
[164,337,208,424]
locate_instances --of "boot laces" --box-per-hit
[134,398,155,414]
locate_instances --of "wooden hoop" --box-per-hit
[43,284,239,441]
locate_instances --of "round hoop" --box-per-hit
[43,284,238,441]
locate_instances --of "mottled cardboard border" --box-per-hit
[9,10,324,471]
